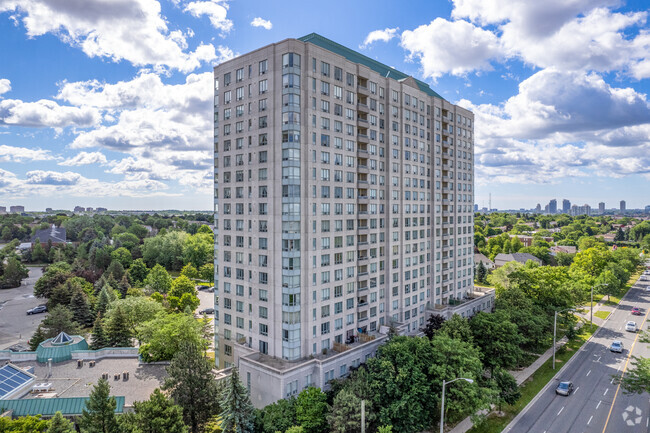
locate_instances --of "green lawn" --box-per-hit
[467,323,597,433]
[594,310,610,320]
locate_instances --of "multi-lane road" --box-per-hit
[506,266,650,433]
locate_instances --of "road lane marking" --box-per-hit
[601,301,650,433]
[597,356,601,362]
[587,369,591,376]
[617,364,621,372]
[588,415,593,425]
[611,378,615,384]
[597,400,602,409]
[604,388,609,396]
[558,406,564,416]
[575,386,580,394]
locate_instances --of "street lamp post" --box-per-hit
[590,283,608,325]
[440,377,474,433]
[553,308,575,370]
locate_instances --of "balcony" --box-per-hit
[357,164,369,174]
[357,133,369,144]
[357,103,369,114]
[357,85,369,96]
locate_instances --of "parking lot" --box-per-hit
[0,266,45,349]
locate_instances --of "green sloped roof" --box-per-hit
[298,33,444,100]
[0,396,125,417]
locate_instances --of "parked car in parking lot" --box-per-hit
[610,340,624,353]
[626,321,638,332]
[555,381,574,396]
[26,305,47,315]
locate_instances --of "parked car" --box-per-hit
[206,286,215,293]
[610,340,624,353]
[632,307,643,315]
[626,321,638,332]
[26,305,47,315]
[555,381,574,396]
[198,308,215,315]
[196,285,206,291]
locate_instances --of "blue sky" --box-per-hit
[0,0,649,211]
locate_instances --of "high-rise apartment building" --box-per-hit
[9,206,24,214]
[620,200,626,213]
[598,202,605,214]
[213,34,492,407]
[562,199,571,214]
[548,199,557,214]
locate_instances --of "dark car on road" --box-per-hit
[556,381,574,396]
[26,305,47,315]
[632,307,642,315]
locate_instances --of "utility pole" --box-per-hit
[361,399,365,433]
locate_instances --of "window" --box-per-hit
[259,80,268,94]
[321,61,330,76]
[236,68,244,82]
[259,59,268,75]
[282,53,301,68]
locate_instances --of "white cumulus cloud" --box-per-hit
[59,151,108,166]
[0,78,10,96]
[360,27,399,49]
[0,0,220,73]
[0,144,52,162]
[0,98,100,128]
[184,0,233,34]
[250,17,272,30]
[401,19,502,79]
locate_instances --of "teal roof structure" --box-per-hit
[0,396,125,417]
[51,332,72,345]
[298,33,444,100]
[36,335,88,363]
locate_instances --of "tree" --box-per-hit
[128,259,149,285]
[29,324,48,351]
[40,304,81,337]
[105,296,164,337]
[104,305,133,347]
[555,252,575,266]
[169,275,197,298]
[183,232,214,268]
[421,314,445,339]
[181,263,199,280]
[90,314,109,350]
[614,227,625,242]
[219,368,255,433]
[439,314,473,344]
[144,264,172,294]
[617,356,650,394]
[295,387,329,433]
[138,312,209,362]
[34,262,73,298]
[327,388,371,433]
[95,286,114,317]
[32,238,49,263]
[114,232,140,251]
[255,398,296,433]
[0,256,29,288]
[493,368,520,412]
[119,389,188,433]
[105,260,125,282]
[78,378,120,433]
[475,261,487,283]
[110,247,132,269]
[200,263,214,283]
[487,261,523,290]
[470,311,523,374]
[69,289,94,327]
[143,231,187,270]
[164,342,220,433]
[47,411,75,433]
[0,415,49,432]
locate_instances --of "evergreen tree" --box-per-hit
[95,286,113,316]
[119,389,187,433]
[105,305,133,347]
[476,261,487,283]
[327,389,372,433]
[41,304,81,336]
[117,274,131,298]
[29,324,47,351]
[78,378,120,433]
[90,314,109,350]
[219,368,255,433]
[106,260,125,281]
[614,227,625,242]
[70,289,94,327]
[164,341,220,433]
[47,411,75,433]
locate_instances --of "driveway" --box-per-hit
[0,266,45,349]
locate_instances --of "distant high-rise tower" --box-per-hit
[620,200,626,214]
[598,202,605,214]
[548,199,557,214]
[535,203,541,213]
[562,199,571,214]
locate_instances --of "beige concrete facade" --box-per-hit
[213,34,483,406]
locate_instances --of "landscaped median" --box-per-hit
[466,323,597,433]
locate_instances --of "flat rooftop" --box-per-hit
[12,358,166,406]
